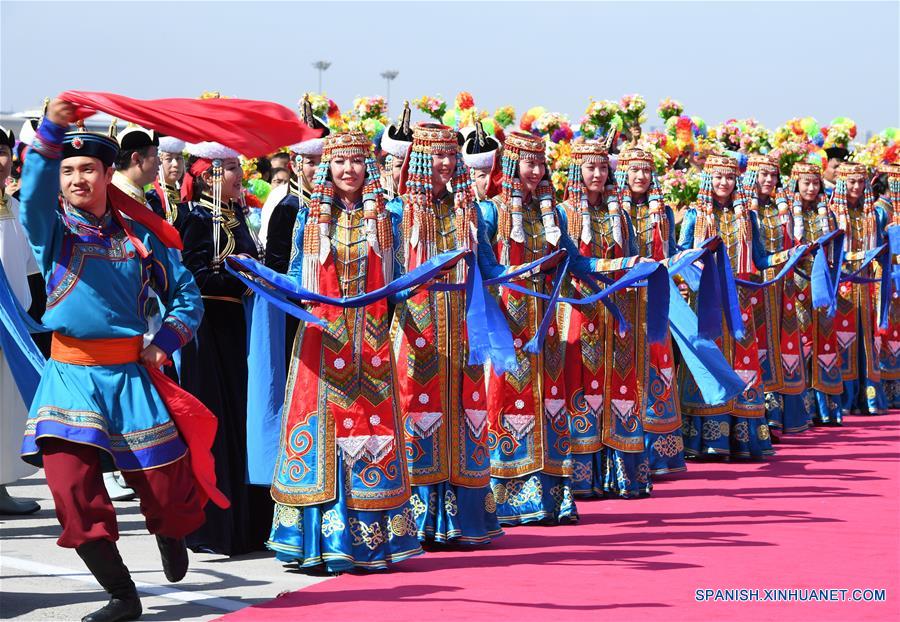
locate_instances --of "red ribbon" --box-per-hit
[146,366,230,510]
[60,90,321,158]
[107,184,183,253]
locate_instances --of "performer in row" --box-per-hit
[477,131,648,524]
[150,135,186,225]
[831,162,889,416]
[389,122,502,545]
[557,141,652,499]
[745,154,811,436]
[678,155,774,459]
[267,131,424,571]
[876,163,900,406]
[780,162,845,425]
[615,147,685,475]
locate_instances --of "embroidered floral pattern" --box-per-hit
[652,433,684,458]
[277,505,300,528]
[506,476,543,507]
[409,493,427,518]
[321,508,346,537]
[734,421,750,443]
[389,508,417,538]
[444,489,458,517]
[349,517,387,550]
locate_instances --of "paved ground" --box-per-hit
[0,473,330,621]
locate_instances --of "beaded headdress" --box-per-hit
[301,131,392,293]
[562,140,626,248]
[694,154,755,272]
[773,161,828,242]
[614,147,664,209]
[613,147,669,257]
[696,154,750,215]
[878,163,900,177]
[831,161,876,249]
[877,163,900,225]
[496,130,558,246]
[742,153,780,211]
[399,122,479,269]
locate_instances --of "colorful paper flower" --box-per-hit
[494,106,516,129]
[414,95,447,121]
[456,91,474,111]
[353,95,387,121]
[660,168,701,208]
[582,99,623,139]
[657,98,684,123]
[822,117,858,150]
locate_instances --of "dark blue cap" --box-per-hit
[63,131,119,167]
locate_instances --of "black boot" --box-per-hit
[155,535,188,583]
[75,539,142,622]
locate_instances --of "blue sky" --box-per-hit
[2,1,898,134]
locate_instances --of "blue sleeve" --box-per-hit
[666,205,678,256]
[678,208,697,250]
[144,232,204,357]
[17,120,68,277]
[625,211,638,257]
[476,200,506,280]
[387,197,405,279]
[750,210,772,270]
[286,204,310,284]
[875,203,889,246]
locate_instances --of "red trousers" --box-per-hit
[42,438,205,548]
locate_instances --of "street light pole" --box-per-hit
[380,70,399,110]
[312,60,332,93]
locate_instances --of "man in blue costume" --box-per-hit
[17,98,208,622]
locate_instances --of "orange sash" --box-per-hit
[51,334,142,365]
[49,332,230,509]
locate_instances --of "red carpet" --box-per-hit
[222,414,900,622]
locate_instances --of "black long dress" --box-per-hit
[263,180,307,363]
[178,194,273,556]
